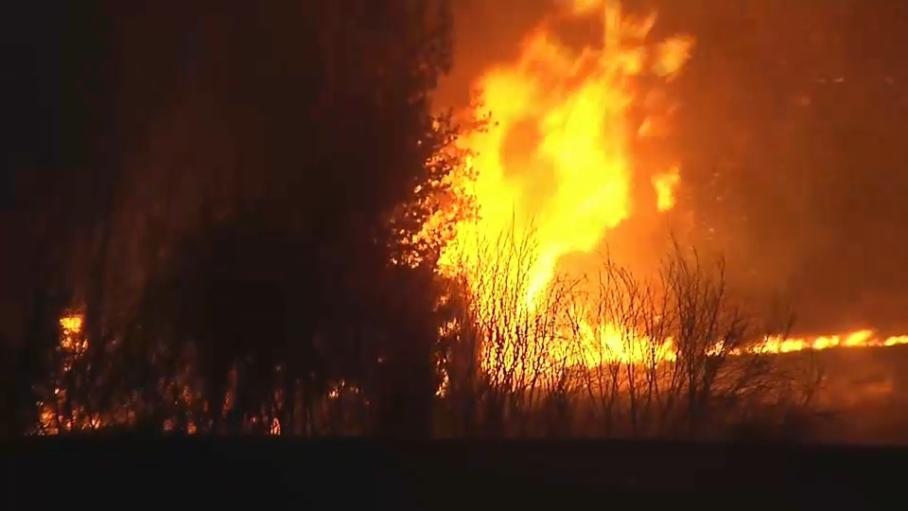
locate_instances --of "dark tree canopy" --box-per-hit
[2,0,455,436]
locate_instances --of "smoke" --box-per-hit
[437,0,908,334]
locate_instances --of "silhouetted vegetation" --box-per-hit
[6,0,458,437]
[435,231,825,439]
[3,0,829,441]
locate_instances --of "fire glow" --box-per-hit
[33,1,908,438]
[437,0,693,307]
[744,329,908,355]
[432,0,908,370]
[434,0,693,371]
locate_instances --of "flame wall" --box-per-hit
[436,0,908,336]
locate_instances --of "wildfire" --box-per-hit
[743,329,908,355]
[59,312,87,355]
[437,0,694,308]
[428,0,696,374]
[37,311,96,434]
[539,325,908,368]
[31,2,908,438]
[431,0,908,373]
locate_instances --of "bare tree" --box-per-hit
[439,233,818,440]
[438,223,575,436]
[662,242,750,435]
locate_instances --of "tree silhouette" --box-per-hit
[11,0,457,436]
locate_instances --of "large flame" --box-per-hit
[433,0,692,373]
[438,0,693,307]
[433,1,908,370]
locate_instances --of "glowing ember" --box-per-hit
[568,327,908,364]
[573,321,677,365]
[425,0,698,376]
[59,314,83,335]
[37,311,95,434]
[58,313,87,354]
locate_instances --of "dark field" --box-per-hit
[6,438,908,508]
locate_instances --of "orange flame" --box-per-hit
[58,313,87,354]
[431,0,695,373]
[652,166,680,212]
[439,0,693,308]
[431,1,908,373]
[743,329,908,355]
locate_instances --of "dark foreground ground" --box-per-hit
[4,438,908,508]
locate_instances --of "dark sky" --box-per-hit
[438,0,908,334]
[1,2,104,343]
